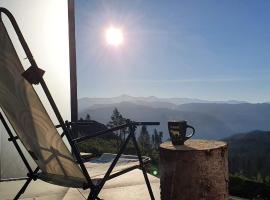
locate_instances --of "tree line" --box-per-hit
[77,108,163,162]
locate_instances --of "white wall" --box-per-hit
[0,0,71,121]
[0,0,71,179]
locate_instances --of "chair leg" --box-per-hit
[93,132,133,198]
[87,189,101,200]
[14,177,32,200]
[14,167,39,200]
[87,189,95,200]
[131,133,155,200]
[140,163,156,200]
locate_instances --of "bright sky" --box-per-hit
[76,0,270,102]
[1,0,70,120]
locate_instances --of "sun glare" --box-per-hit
[105,26,124,46]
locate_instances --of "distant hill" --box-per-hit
[224,130,270,178]
[78,101,270,140]
[176,103,270,135]
[78,95,247,111]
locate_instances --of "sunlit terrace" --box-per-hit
[1,0,270,200]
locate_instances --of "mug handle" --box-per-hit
[185,125,195,139]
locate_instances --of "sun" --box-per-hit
[105,26,124,46]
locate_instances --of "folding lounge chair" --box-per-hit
[0,8,159,200]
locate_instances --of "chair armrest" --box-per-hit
[55,121,101,128]
[72,121,160,143]
[73,122,132,143]
[133,122,160,126]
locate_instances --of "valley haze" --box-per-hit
[78,95,270,140]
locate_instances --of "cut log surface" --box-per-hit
[160,139,229,200]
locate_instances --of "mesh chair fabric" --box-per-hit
[0,19,86,184]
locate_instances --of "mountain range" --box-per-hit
[79,95,248,111]
[78,95,270,139]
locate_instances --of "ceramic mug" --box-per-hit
[168,121,195,145]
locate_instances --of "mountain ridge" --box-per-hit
[78,101,270,140]
[78,95,249,111]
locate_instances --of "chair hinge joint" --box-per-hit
[8,135,19,142]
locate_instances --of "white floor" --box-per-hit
[0,169,160,200]
[0,169,246,200]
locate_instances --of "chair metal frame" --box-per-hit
[0,7,159,200]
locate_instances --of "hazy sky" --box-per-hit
[76,0,270,102]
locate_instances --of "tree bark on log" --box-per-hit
[160,140,228,200]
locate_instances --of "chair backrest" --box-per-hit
[0,19,86,185]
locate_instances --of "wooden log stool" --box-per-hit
[160,139,229,200]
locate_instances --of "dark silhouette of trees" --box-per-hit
[107,108,127,149]
[85,114,91,121]
[152,128,163,150]
[138,125,151,154]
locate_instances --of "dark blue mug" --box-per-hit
[168,121,195,145]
